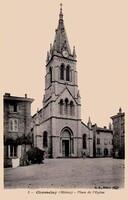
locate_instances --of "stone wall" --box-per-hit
[4,100,32,141]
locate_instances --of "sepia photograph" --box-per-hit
[1,0,128,199]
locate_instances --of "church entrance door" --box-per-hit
[62,140,69,157]
[60,128,74,158]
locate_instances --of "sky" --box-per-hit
[1,0,128,127]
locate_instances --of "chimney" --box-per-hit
[5,93,10,96]
[25,94,27,98]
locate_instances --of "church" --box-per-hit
[31,5,93,158]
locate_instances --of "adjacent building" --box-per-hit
[31,5,93,158]
[111,108,125,158]
[4,93,34,167]
[92,123,113,158]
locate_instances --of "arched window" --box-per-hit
[83,134,87,149]
[70,101,74,116]
[43,131,48,148]
[60,64,65,80]
[65,98,68,115]
[60,99,63,115]
[49,67,52,83]
[66,65,70,81]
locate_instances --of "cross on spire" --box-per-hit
[59,3,63,20]
[60,3,62,10]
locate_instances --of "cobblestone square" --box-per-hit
[4,158,124,189]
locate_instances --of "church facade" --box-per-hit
[32,5,93,158]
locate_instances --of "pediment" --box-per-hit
[55,87,78,105]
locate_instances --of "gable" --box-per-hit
[55,87,77,105]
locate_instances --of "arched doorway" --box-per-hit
[60,128,73,157]
[104,148,108,157]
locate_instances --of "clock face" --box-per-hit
[62,50,69,58]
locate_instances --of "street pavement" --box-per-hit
[4,158,124,189]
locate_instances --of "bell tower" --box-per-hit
[43,4,81,119]
[34,4,88,158]
[32,4,94,159]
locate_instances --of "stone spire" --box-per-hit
[52,4,71,54]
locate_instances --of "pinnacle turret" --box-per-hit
[35,108,39,125]
[73,46,76,58]
[46,51,49,62]
[87,117,92,129]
